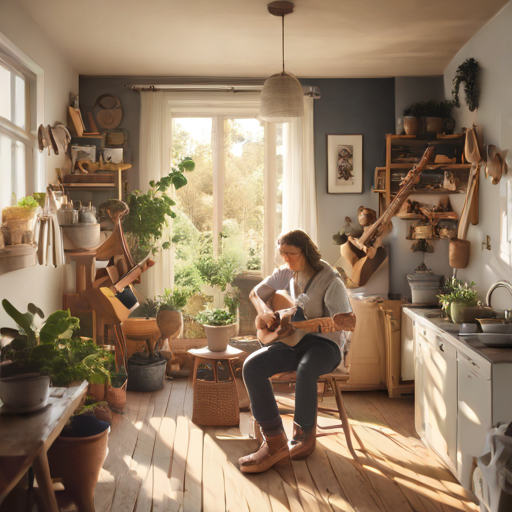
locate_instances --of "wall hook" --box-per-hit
[482,235,491,251]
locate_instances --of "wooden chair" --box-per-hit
[270,368,365,463]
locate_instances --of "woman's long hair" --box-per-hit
[277,230,323,272]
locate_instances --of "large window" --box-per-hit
[0,52,37,211]
[170,115,283,288]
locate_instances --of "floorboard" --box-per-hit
[91,380,478,512]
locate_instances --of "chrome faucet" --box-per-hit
[485,280,512,321]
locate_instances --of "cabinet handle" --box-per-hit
[439,343,444,352]
[467,374,472,379]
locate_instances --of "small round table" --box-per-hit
[188,346,243,426]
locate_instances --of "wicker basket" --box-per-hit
[192,378,239,426]
[107,380,127,414]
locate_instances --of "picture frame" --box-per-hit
[327,134,363,193]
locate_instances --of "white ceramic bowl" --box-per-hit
[0,373,50,410]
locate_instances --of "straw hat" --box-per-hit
[486,145,509,185]
[95,94,123,129]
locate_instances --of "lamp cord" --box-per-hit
[282,15,285,74]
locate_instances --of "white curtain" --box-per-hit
[138,90,172,299]
[281,96,318,244]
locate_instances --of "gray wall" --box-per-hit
[395,76,445,123]
[79,77,143,190]
[300,78,395,266]
[80,75,454,299]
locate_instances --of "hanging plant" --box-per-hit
[452,58,480,112]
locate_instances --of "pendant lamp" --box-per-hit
[259,1,304,123]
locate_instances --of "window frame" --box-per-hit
[165,92,280,277]
[0,35,42,211]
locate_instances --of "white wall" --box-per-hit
[0,0,78,327]
[443,1,512,308]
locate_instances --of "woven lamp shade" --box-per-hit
[259,72,304,123]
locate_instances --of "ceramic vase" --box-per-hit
[403,116,419,135]
[203,323,238,352]
[156,309,183,344]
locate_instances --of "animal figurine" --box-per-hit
[332,216,364,245]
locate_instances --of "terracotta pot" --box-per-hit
[88,382,106,402]
[449,239,471,269]
[48,415,109,512]
[403,116,419,135]
[203,323,238,352]
[156,309,183,340]
[122,317,160,339]
[425,117,443,134]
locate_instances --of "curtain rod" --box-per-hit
[124,83,321,98]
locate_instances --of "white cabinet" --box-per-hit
[414,323,426,438]
[415,323,457,474]
[457,356,492,489]
[426,334,457,473]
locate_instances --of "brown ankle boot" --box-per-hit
[239,430,289,473]
[289,422,316,460]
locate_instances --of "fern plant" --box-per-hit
[452,58,480,112]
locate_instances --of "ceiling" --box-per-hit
[20,0,508,78]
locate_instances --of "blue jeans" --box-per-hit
[242,334,342,429]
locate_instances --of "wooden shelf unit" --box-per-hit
[375,133,468,213]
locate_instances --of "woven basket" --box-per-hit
[107,380,127,414]
[192,379,239,426]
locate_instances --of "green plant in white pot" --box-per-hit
[195,308,238,352]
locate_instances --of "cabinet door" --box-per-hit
[401,313,415,381]
[457,358,492,489]
[425,335,457,473]
[414,324,426,438]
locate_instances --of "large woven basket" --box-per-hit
[192,379,239,426]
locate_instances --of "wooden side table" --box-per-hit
[188,346,243,426]
[0,382,88,512]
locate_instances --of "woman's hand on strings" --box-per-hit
[255,312,279,331]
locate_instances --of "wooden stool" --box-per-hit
[271,368,365,462]
[188,347,242,427]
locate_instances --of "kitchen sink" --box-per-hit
[461,333,512,348]
[425,310,445,319]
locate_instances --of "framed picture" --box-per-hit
[327,134,363,193]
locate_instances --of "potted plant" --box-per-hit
[437,278,491,324]
[0,300,113,406]
[122,157,195,262]
[156,286,193,346]
[403,100,455,136]
[195,308,238,352]
[452,58,480,112]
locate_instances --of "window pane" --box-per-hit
[172,118,214,273]
[14,75,25,129]
[0,65,11,120]
[0,134,12,210]
[15,140,26,199]
[223,118,264,270]
[276,124,284,237]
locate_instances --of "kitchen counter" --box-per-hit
[403,306,512,489]
[404,307,512,364]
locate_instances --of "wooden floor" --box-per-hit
[93,378,479,512]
